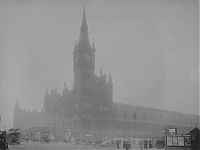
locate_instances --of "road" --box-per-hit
[9,142,115,150]
[9,142,164,150]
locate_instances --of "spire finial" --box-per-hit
[81,3,88,32]
[84,2,85,14]
[78,4,90,46]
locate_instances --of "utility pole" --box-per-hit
[133,113,136,145]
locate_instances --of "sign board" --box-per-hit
[172,137,178,146]
[168,128,177,135]
[167,136,173,146]
[184,136,191,147]
[166,135,191,147]
[177,136,184,146]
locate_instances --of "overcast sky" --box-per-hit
[0,0,199,130]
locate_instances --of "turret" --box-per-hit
[45,89,49,97]
[62,82,68,95]
[44,89,48,102]
[91,39,96,70]
[92,39,96,52]
[73,40,78,52]
[44,89,49,112]
[14,100,20,112]
[108,70,113,99]
[108,69,113,86]
[103,74,107,83]
[64,82,68,90]
[99,66,103,78]
[13,100,20,128]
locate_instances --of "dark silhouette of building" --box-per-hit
[13,7,199,141]
[189,127,200,150]
[44,7,113,140]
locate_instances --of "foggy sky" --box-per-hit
[0,0,199,130]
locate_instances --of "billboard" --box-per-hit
[166,136,172,146]
[184,136,191,147]
[166,135,191,147]
[168,128,177,135]
[172,136,178,146]
[177,136,184,146]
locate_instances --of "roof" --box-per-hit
[113,102,199,125]
[189,127,200,134]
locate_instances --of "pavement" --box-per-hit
[9,142,165,150]
[9,142,114,150]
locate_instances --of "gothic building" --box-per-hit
[13,101,44,129]
[43,7,113,139]
[13,7,199,141]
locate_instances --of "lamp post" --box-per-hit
[133,113,136,145]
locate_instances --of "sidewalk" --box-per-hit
[114,148,164,150]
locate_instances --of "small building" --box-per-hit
[189,127,200,150]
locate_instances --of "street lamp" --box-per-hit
[133,113,136,145]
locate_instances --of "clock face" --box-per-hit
[75,54,79,62]
[84,54,90,62]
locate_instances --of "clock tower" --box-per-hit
[73,6,95,90]
[69,6,113,138]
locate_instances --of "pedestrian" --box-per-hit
[116,140,120,149]
[125,141,131,150]
[93,141,96,147]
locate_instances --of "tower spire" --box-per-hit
[79,4,90,48]
[81,4,88,34]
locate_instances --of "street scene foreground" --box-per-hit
[9,142,162,150]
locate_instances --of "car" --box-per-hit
[101,140,113,147]
[0,135,9,150]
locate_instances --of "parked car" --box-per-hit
[0,135,9,150]
[101,139,113,147]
